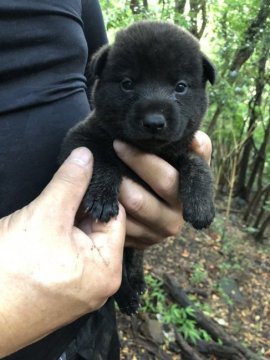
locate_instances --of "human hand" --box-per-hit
[113,131,212,249]
[0,148,126,357]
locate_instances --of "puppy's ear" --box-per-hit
[88,44,111,79]
[202,55,216,85]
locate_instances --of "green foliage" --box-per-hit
[263,201,270,213]
[190,263,208,285]
[217,286,234,307]
[162,304,204,343]
[100,0,166,40]
[141,274,212,343]
[100,0,200,39]
[244,226,259,235]
[99,0,270,237]
[218,261,242,274]
[188,294,213,317]
[140,274,166,314]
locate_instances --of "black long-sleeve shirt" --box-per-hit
[0,1,119,359]
[0,0,107,217]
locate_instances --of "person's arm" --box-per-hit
[81,0,108,61]
[0,148,126,357]
[115,131,212,249]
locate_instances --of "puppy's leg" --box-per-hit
[114,249,146,315]
[83,156,121,222]
[114,243,146,316]
[60,127,122,222]
[114,254,141,316]
[178,153,215,229]
[125,248,146,295]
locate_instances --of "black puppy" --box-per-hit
[59,21,216,314]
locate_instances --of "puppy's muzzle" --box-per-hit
[142,113,166,132]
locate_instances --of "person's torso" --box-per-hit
[0,0,90,216]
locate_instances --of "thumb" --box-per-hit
[37,147,93,224]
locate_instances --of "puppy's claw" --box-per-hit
[100,202,119,222]
[83,192,119,222]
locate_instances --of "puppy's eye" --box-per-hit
[175,81,188,94]
[121,78,134,92]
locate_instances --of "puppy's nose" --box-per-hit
[142,113,166,131]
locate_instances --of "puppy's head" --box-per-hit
[90,21,215,149]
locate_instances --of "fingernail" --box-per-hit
[113,140,126,153]
[69,147,92,166]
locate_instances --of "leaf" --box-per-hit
[244,226,258,234]
[181,249,190,258]
[215,318,229,326]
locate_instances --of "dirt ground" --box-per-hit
[117,206,270,359]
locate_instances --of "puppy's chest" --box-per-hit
[93,137,183,193]
[87,117,187,186]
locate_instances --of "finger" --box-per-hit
[125,217,164,248]
[114,140,180,205]
[78,210,165,250]
[125,237,152,250]
[38,147,93,223]
[91,204,126,254]
[191,131,212,164]
[119,178,183,237]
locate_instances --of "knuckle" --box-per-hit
[127,192,145,214]
[156,169,177,197]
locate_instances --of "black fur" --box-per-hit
[59,21,216,315]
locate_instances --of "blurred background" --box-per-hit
[100,0,270,242]
[98,1,270,358]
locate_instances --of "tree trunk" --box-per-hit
[229,0,270,72]
[197,1,207,39]
[174,0,186,14]
[207,106,222,135]
[253,187,270,227]
[234,44,268,199]
[130,0,140,14]
[247,115,270,194]
[142,0,148,10]
[244,183,270,222]
[255,213,270,242]
[189,0,207,39]
[207,0,270,138]
[189,0,199,37]
[234,134,254,200]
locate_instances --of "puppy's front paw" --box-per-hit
[83,188,119,222]
[183,197,215,230]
